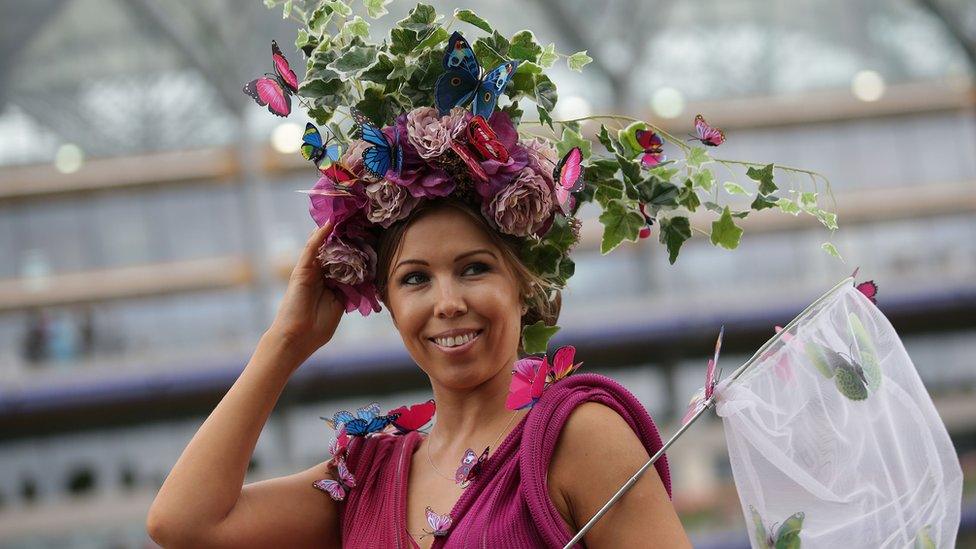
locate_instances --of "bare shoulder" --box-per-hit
[548,402,691,548]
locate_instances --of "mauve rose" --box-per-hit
[384,130,456,198]
[364,180,420,227]
[406,107,470,159]
[339,139,371,177]
[524,138,559,185]
[482,167,557,237]
[316,236,376,286]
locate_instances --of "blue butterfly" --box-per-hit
[322,402,400,437]
[351,109,402,178]
[434,31,519,119]
[300,122,341,170]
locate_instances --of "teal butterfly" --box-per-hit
[300,123,341,171]
[750,506,804,549]
[434,31,518,119]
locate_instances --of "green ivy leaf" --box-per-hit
[399,3,437,30]
[567,50,593,72]
[360,52,396,84]
[776,198,801,216]
[615,154,641,186]
[473,31,510,69]
[356,87,403,126]
[746,163,777,195]
[533,74,557,112]
[544,215,578,253]
[326,0,352,17]
[599,198,644,254]
[363,0,391,18]
[646,178,679,208]
[300,77,347,99]
[686,147,711,168]
[509,30,543,63]
[327,42,380,79]
[282,0,293,18]
[658,216,692,264]
[557,128,591,158]
[538,43,558,68]
[522,320,560,354]
[821,242,843,260]
[690,169,714,192]
[677,179,701,212]
[816,209,838,230]
[586,158,618,181]
[414,26,448,53]
[340,15,370,40]
[454,8,492,33]
[537,106,553,130]
[750,194,777,211]
[387,56,419,81]
[617,121,649,158]
[710,206,744,250]
[647,164,679,182]
[799,191,818,212]
[594,179,624,207]
[723,181,748,195]
[597,125,616,154]
[307,3,333,33]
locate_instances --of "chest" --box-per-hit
[405,455,467,549]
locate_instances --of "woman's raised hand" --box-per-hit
[268,221,344,361]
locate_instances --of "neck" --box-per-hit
[427,352,525,454]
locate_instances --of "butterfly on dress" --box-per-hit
[434,31,519,119]
[322,402,400,437]
[638,202,656,239]
[681,326,725,425]
[506,354,549,410]
[387,399,436,435]
[454,447,489,487]
[545,345,583,384]
[301,122,341,171]
[313,457,356,501]
[350,109,403,178]
[327,428,351,463]
[851,266,878,304]
[635,129,666,168]
[422,507,454,538]
[553,147,584,216]
[750,506,804,549]
[243,40,300,117]
[686,114,725,147]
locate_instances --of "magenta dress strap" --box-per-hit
[519,372,672,547]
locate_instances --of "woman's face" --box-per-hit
[385,206,523,389]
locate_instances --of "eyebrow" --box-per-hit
[394,249,497,273]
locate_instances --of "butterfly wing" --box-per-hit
[705,326,724,399]
[425,507,453,534]
[694,114,725,146]
[450,141,489,183]
[773,511,805,549]
[389,399,436,434]
[442,31,480,78]
[271,40,299,93]
[324,410,356,431]
[362,145,392,178]
[473,60,518,119]
[750,506,772,548]
[855,280,878,303]
[636,129,666,168]
[506,356,548,410]
[243,76,292,117]
[336,459,356,488]
[356,402,381,421]
[435,69,480,114]
[313,478,346,501]
[548,345,580,382]
[301,123,325,163]
[454,449,478,483]
[553,147,584,215]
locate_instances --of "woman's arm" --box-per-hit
[548,402,692,548]
[147,222,346,547]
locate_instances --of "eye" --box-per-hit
[400,271,428,286]
[463,262,491,276]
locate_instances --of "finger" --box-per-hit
[297,221,333,268]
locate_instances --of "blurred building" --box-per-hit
[1,0,975,547]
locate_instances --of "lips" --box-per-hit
[428,329,483,355]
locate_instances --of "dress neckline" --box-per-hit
[395,412,532,548]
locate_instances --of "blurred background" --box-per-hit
[1,0,974,547]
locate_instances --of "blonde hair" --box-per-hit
[374,199,561,354]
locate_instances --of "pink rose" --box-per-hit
[524,138,559,186]
[481,167,557,237]
[405,107,470,159]
[339,139,371,177]
[316,236,376,286]
[364,180,420,228]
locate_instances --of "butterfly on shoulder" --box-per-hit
[454,447,489,487]
[350,109,403,178]
[387,399,436,435]
[422,507,453,538]
[435,32,519,119]
[506,354,549,410]
[552,147,584,216]
[750,506,804,549]
[243,40,300,117]
[313,457,356,501]
[322,402,400,437]
[545,345,583,384]
[687,114,725,147]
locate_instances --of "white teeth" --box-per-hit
[434,331,479,348]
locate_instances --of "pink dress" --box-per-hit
[336,373,672,547]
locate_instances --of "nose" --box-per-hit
[433,279,467,318]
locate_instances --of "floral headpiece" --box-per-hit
[253,1,839,352]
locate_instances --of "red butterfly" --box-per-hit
[466,115,509,162]
[244,40,300,117]
[387,399,436,435]
[450,140,489,183]
[635,129,666,168]
[852,267,878,304]
[455,447,489,487]
[688,114,725,147]
[553,147,584,215]
[506,355,549,410]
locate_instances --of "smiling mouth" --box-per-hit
[428,329,484,350]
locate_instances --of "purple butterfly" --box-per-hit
[423,506,453,537]
[243,40,299,117]
[635,129,666,168]
[312,458,356,501]
[688,114,725,147]
[454,447,488,487]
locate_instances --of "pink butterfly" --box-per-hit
[688,114,725,147]
[851,267,878,304]
[635,129,666,168]
[243,40,299,117]
[546,345,583,384]
[328,427,350,462]
[506,355,549,410]
[454,447,488,487]
[681,326,725,425]
[313,457,356,501]
[423,506,454,537]
[552,146,584,215]
[388,399,436,435]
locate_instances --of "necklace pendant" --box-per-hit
[454,446,489,486]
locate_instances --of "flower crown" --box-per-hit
[255,1,839,353]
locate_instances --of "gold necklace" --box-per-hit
[425,409,521,484]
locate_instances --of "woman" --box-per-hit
[146,198,690,548]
